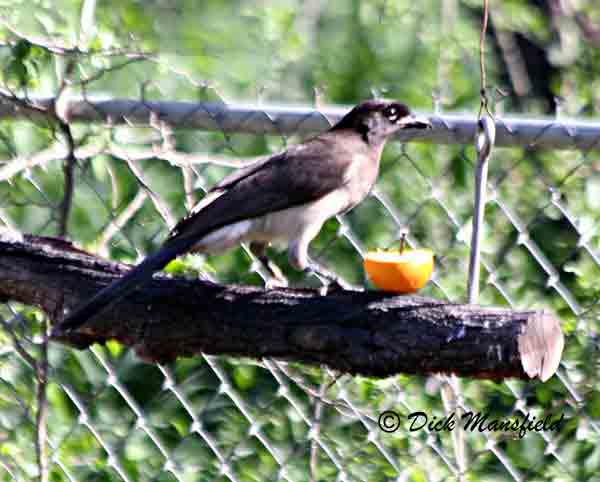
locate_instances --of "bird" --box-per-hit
[60,99,431,331]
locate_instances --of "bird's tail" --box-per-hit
[60,236,197,332]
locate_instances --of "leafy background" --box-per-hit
[0,0,599,481]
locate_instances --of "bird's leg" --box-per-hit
[249,242,288,288]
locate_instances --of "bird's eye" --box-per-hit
[385,107,399,122]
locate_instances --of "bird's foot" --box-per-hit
[305,259,361,294]
[250,242,289,289]
[265,276,289,290]
[325,276,355,292]
[262,259,289,289]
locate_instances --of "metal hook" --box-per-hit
[468,114,496,305]
[475,114,496,161]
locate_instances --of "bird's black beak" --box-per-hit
[398,114,432,130]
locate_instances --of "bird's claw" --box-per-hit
[318,279,362,295]
[303,263,361,294]
[325,277,355,292]
[265,276,289,290]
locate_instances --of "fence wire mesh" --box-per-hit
[1,97,598,482]
[1,2,600,482]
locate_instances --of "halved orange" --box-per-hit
[364,249,434,293]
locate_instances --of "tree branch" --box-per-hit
[0,231,564,381]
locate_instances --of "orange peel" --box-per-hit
[364,249,434,293]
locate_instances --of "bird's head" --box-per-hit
[331,100,431,145]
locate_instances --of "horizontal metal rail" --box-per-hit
[1,96,600,150]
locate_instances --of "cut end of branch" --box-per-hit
[518,311,564,382]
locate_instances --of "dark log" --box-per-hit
[0,230,564,381]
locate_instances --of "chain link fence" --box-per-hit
[1,2,600,481]
[1,96,598,482]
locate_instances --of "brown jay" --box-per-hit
[61,100,431,331]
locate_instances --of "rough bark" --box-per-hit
[0,231,564,381]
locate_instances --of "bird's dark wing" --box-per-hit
[60,132,357,332]
[166,132,354,245]
[210,155,274,191]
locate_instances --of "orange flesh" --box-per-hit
[363,249,434,293]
